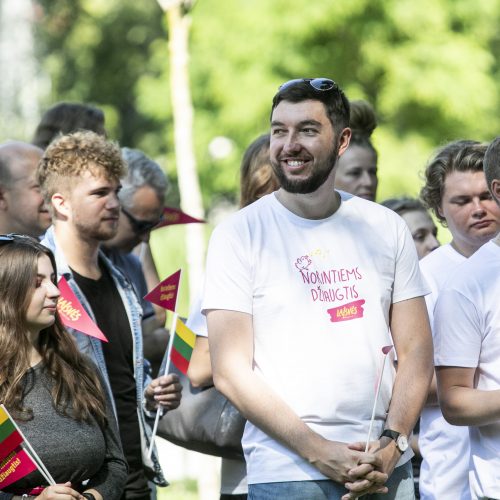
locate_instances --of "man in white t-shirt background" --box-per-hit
[433,136,500,499]
[202,78,433,499]
[418,140,500,499]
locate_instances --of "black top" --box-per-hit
[72,262,144,479]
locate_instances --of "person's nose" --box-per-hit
[47,281,61,300]
[425,233,440,254]
[107,192,120,210]
[282,132,302,154]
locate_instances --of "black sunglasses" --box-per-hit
[278,78,338,92]
[121,207,164,235]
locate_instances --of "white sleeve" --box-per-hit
[186,288,208,337]
[434,287,482,368]
[201,220,253,316]
[392,219,429,303]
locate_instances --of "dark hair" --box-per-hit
[349,100,378,159]
[420,140,485,224]
[271,79,350,133]
[381,197,426,216]
[240,134,279,208]
[0,236,108,427]
[32,102,106,150]
[484,137,500,192]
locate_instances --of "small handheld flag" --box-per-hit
[0,405,56,487]
[144,269,181,313]
[0,447,38,489]
[57,277,108,342]
[147,315,196,459]
[365,345,394,452]
[170,318,196,375]
[155,207,205,229]
[0,406,23,461]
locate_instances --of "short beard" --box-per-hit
[271,139,340,194]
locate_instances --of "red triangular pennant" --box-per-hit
[57,277,108,342]
[155,207,205,229]
[143,269,181,312]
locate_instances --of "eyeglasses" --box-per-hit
[121,207,164,235]
[278,78,338,92]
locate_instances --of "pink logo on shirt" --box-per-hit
[327,299,366,322]
[295,255,312,271]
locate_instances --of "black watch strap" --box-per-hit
[83,494,97,500]
[380,429,400,440]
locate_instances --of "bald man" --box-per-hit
[0,141,51,236]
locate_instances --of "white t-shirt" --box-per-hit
[434,240,500,499]
[419,244,470,500]
[202,192,428,484]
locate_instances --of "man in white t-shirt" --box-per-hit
[434,136,500,500]
[418,141,500,500]
[202,78,433,499]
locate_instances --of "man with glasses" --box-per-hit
[103,147,169,376]
[37,131,182,500]
[203,78,433,499]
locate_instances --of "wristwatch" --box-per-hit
[380,429,409,453]
[82,494,97,500]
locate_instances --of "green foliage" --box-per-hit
[33,0,500,205]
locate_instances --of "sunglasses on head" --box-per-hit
[278,78,338,92]
[121,207,163,235]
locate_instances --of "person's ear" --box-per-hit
[337,128,352,157]
[492,179,500,204]
[51,192,70,220]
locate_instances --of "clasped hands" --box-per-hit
[312,438,400,500]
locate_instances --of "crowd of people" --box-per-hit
[0,76,499,500]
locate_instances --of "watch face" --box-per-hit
[397,434,409,452]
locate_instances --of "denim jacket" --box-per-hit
[42,226,167,486]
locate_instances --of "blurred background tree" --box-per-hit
[2,0,500,308]
[27,0,500,204]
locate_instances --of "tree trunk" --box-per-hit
[163,2,205,305]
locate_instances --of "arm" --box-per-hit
[207,309,387,495]
[369,297,433,475]
[187,336,213,388]
[437,366,500,426]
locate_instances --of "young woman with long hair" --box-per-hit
[0,235,127,500]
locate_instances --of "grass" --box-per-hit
[157,479,198,500]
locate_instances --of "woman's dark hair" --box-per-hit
[32,102,106,150]
[348,100,378,159]
[240,134,279,208]
[0,235,108,427]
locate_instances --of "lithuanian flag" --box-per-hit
[0,405,23,462]
[170,317,196,375]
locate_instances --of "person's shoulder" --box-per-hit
[212,194,274,235]
[420,244,460,273]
